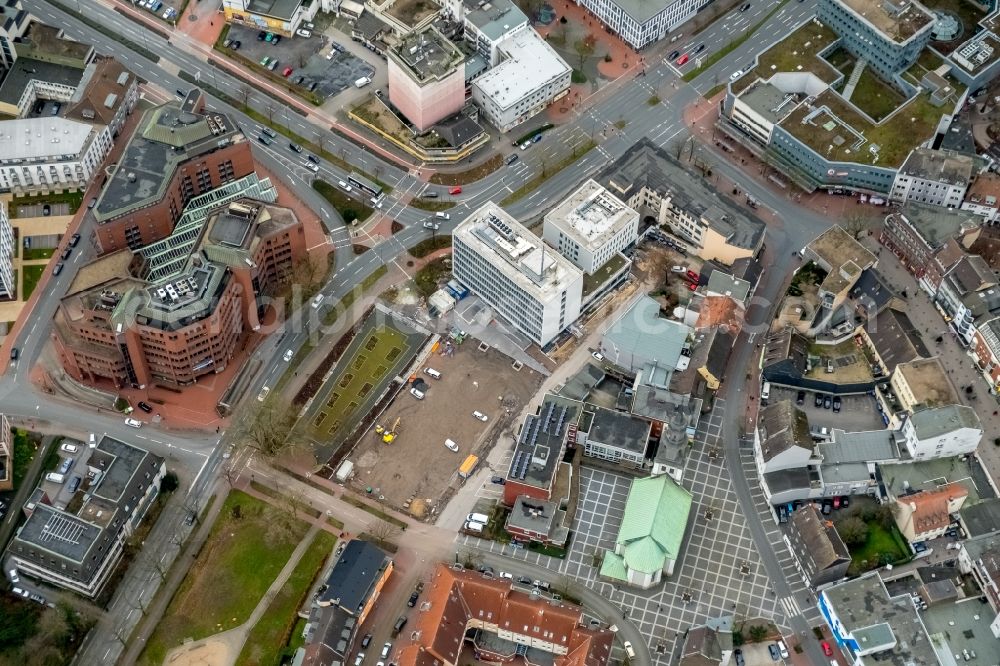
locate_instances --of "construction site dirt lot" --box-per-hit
[347,344,543,514]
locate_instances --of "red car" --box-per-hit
[282,66,293,77]
[449,186,462,195]
[676,54,689,66]
[687,282,697,291]
[822,642,833,657]
[833,496,841,509]
[686,269,699,281]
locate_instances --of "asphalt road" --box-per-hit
[10,1,844,663]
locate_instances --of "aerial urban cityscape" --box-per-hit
[0,0,998,664]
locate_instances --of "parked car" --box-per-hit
[815,393,824,408]
[124,417,142,428]
[137,401,153,413]
[767,644,780,661]
[296,28,312,37]
[282,66,293,77]
[70,233,81,246]
[272,34,281,45]
[822,500,832,515]
[841,496,850,508]
[231,40,241,50]
[473,410,488,422]
[407,590,420,606]
[676,54,689,65]
[796,390,805,405]
[8,568,19,584]
[695,43,706,53]
[258,30,267,40]
[740,2,751,10]
[491,476,505,484]
[734,649,745,666]
[361,634,373,649]
[669,50,680,60]
[832,396,842,412]
[592,351,604,362]
[821,642,833,657]
[823,395,832,409]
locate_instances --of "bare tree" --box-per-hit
[264,103,278,124]
[366,519,401,547]
[146,551,169,583]
[313,130,327,155]
[112,624,130,647]
[221,464,238,487]
[236,84,252,109]
[572,35,596,70]
[843,210,878,239]
[231,399,302,457]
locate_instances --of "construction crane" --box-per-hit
[383,417,401,443]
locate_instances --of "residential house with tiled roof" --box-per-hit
[895,483,969,542]
[754,400,819,506]
[788,503,850,587]
[600,474,692,589]
[393,563,613,666]
[861,307,929,377]
[678,617,734,666]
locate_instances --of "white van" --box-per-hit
[61,442,79,454]
[88,433,97,448]
[468,512,490,524]
[425,368,441,379]
[445,438,459,452]
[777,641,788,659]
[464,520,484,533]
[435,211,450,220]
[338,180,352,192]
[410,388,425,400]
[354,76,371,88]
[46,472,65,484]
[623,641,636,659]
[761,381,771,401]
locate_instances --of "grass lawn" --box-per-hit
[414,256,451,298]
[305,322,407,441]
[409,198,457,212]
[11,430,38,489]
[409,235,451,258]
[138,490,310,666]
[236,530,336,666]
[11,190,83,214]
[429,153,503,186]
[312,180,374,225]
[848,523,908,572]
[22,265,46,299]
[849,68,906,121]
[21,247,55,261]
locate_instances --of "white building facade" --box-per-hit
[0,118,111,194]
[578,0,709,49]
[0,202,13,299]
[542,180,639,274]
[452,203,583,347]
[900,405,983,459]
[889,149,974,208]
[470,27,570,132]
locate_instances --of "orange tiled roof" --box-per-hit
[396,564,612,666]
[695,296,743,332]
[900,483,969,534]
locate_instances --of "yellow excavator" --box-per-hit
[382,417,401,443]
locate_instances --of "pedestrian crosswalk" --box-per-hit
[779,596,802,619]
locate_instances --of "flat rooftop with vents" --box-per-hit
[544,179,638,254]
[95,102,242,220]
[471,28,569,111]
[839,0,933,43]
[389,25,464,83]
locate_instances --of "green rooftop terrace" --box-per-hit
[732,22,840,95]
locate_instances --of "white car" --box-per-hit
[472,411,488,422]
[592,351,604,362]
[499,571,513,580]
[8,568,19,584]
[283,349,294,362]
[729,69,743,81]
[311,293,325,309]
[124,418,142,428]
[422,221,440,230]
[296,28,312,37]
[12,587,28,598]
[257,387,271,402]
[305,161,319,172]
[445,438,459,452]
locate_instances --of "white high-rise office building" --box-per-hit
[452,203,583,347]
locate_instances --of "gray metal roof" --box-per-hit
[909,404,981,439]
[823,429,898,463]
[462,0,527,41]
[0,56,85,104]
[960,498,1000,537]
[819,462,872,484]
[603,296,688,370]
[246,0,303,20]
[585,405,651,454]
[318,540,389,613]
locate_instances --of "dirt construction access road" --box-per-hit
[347,345,542,512]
